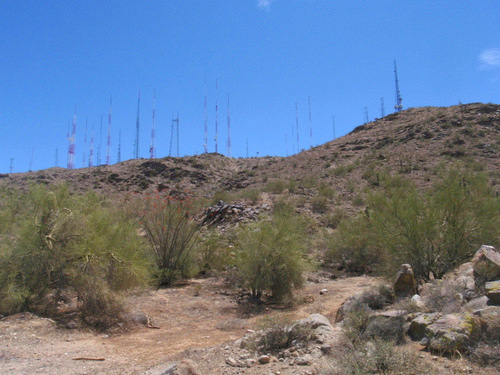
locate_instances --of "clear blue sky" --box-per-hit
[1,1,499,173]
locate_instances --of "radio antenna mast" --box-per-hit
[295,102,300,152]
[227,93,231,157]
[150,89,156,158]
[134,90,141,158]
[106,96,112,165]
[394,60,403,112]
[215,79,218,153]
[204,77,208,153]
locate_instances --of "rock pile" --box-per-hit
[201,200,269,227]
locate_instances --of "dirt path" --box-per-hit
[0,275,378,374]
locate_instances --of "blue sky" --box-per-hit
[1,1,499,173]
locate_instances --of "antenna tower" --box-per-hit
[106,96,112,165]
[169,113,180,157]
[117,129,122,163]
[308,96,312,148]
[150,89,156,158]
[214,79,218,153]
[67,108,76,169]
[295,102,300,152]
[134,90,141,159]
[97,115,103,166]
[380,97,385,117]
[83,118,87,167]
[203,77,208,153]
[394,60,403,112]
[227,94,231,157]
[89,128,94,167]
[9,158,14,173]
[364,106,369,124]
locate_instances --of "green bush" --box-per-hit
[311,196,328,214]
[235,208,307,302]
[134,191,203,286]
[367,169,499,281]
[264,179,286,194]
[0,185,149,328]
[256,314,315,353]
[197,230,233,273]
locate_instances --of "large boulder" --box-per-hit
[473,305,500,342]
[472,245,500,284]
[408,313,441,341]
[394,264,417,298]
[485,280,500,305]
[422,313,481,353]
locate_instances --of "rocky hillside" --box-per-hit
[1,103,499,211]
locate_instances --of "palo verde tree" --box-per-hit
[236,203,307,302]
[135,191,203,286]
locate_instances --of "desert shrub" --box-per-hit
[256,314,314,353]
[238,189,260,204]
[197,230,233,273]
[364,316,405,344]
[0,185,149,327]
[134,191,203,286]
[311,196,328,214]
[352,194,365,207]
[323,207,347,229]
[264,179,285,194]
[367,169,499,281]
[327,215,381,274]
[342,300,371,345]
[318,182,335,199]
[235,208,307,301]
[287,179,297,193]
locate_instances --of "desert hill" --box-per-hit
[1,102,499,212]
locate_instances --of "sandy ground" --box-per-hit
[1,275,497,375]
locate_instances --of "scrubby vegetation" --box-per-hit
[0,185,150,329]
[328,168,500,281]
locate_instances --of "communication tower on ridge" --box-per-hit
[227,94,231,157]
[67,108,76,169]
[106,96,112,165]
[169,113,180,157]
[150,90,156,159]
[134,90,141,159]
[204,78,208,153]
[394,60,403,112]
[89,127,94,168]
[215,79,219,154]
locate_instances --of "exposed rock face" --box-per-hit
[394,264,417,298]
[422,313,481,353]
[472,245,500,284]
[485,280,500,305]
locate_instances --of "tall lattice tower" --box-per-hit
[134,90,141,159]
[394,60,403,112]
[150,90,156,159]
[169,113,179,157]
[89,127,94,168]
[204,78,208,153]
[227,94,231,157]
[67,109,76,169]
[214,79,218,153]
[106,96,112,165]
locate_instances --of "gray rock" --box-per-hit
[473,305,500,341]
[160,364,177,375]
[297,313,333,331]
[225,357,239,367]
[246,358,257,367]
[409,313,441,341]
[296,354,313,366]
[472,245,500,284]
[423,313,481,353]
[485,280,500,305]
[463,296,489,312]
[394,264,417,298]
